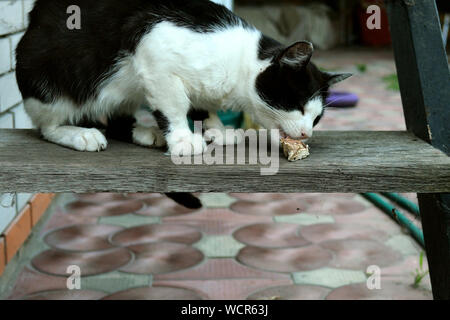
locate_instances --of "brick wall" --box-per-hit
[0,0,35,234]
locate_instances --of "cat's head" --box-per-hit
[253,41,351,140]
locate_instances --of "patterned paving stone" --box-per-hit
[326,283,432,300]
[65,200,144,217]
[292,268,367,288]
[136,196,199,217]
[305,197,367,215]
[237,245,333,273]
[299,223,389,244]
[120,242,204,275]
[110,224,202,246]
[321,239,403,270]
[7,267,68,300]
[77,193,127,203]
[164,208,272,235]
[384,235,421,256]
[230,199,314,217]
[21,289,106,300]
[44,224,123,252]
[194,235,245,258]
[153,279,293,300]
[229,193,292,202]
[199,193,236,208]
[233,223,310,248]
[247,285,331,300]
[41,210,97,235]
[154,258,290,281]
[80,271,152,294]
[98,214,160,228]
[31,248,132,277]
[102,285,204,300]
[274,213,334,226]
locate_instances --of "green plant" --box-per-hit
[356,64,367,73]
[412,251,429,289]
[382,74,400,91]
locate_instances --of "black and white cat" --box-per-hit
[16,0,351,156]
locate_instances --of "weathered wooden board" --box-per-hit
[0,129,449,193]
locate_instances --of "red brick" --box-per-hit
[4,205,32,262]
[30,193,54,226]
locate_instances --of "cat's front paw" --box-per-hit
[204,128,244,145]
[168,129,207,156]
[72,128,107,152]
[133,126,166,148]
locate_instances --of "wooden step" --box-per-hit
[0,129,449,193]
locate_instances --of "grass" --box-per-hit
[412,251,429,289]
[382,74,400,91]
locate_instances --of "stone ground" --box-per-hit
[0,48,433,300]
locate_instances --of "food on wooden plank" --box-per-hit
[280,137,310,161]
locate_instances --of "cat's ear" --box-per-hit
[278,41,314,69]
[324,72,353,86]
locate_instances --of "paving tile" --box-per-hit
[40,210,98,234]
[233,223,310,248]
[80,271,151,294]
[136,196,199,217]
[237,245,333,273]
[110,224,202,246]
[102,285,204,300]
[247,284,331,300]
[77,193,127,203]
[7,267,68,300]
[229,193,292,202]
[304,197,367,215]
[98,213,160,228]
[164,208,272,235]
[274,213,334,226]
[199,193,236,208]
[384,235,421,257]
[326,282,432,300]
[154,258,290,281]
[4,204,32,262]
[299,223,389,244]
[120,242,204,275]
[31,248,132,277]
[43,224,123,252]
[292,268,367,288]
[21,289,106,300]
[153,279,293,300]
[194,235,245,258]
[320,239,403,270]
[230,199,314,216]
[65,200,144,217]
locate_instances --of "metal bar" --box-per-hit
[386,0,450,299]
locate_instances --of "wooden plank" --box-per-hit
[0,129,449,193]
[386,0,450,299]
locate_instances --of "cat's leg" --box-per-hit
[204,112,244,145]
[132,109,166,148]
[145,78,207,156]
[24,98,107,151]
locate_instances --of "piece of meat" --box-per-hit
[280,137,310,161]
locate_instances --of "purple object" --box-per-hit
[326,91,359,108]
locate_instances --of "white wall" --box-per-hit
[0,0,35,233]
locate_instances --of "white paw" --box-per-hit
[133,126,166,148]
[168,129,207,156]
[72,128,107,152]
[204,127,244,145]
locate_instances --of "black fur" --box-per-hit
[16,0,250,106]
